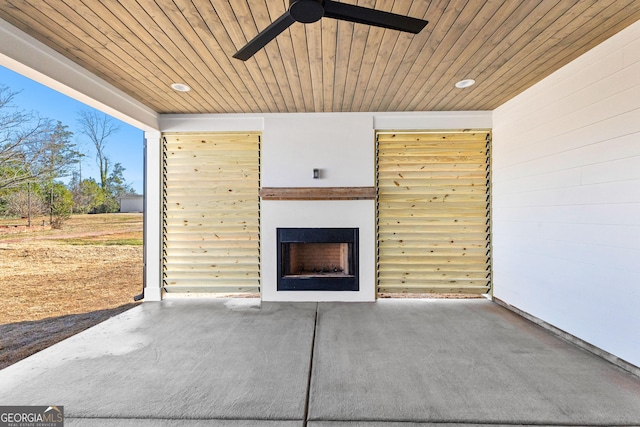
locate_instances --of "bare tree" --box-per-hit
[4,188,47,217]
[76,109,120,191]
[0,85,77,190]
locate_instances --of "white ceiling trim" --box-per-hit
[159,113,265,133]
[0,18,159,131]
[372,111,492,131]
[159,111,492,133]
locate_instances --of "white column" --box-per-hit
[143,131,162,301]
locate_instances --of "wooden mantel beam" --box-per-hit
[259,187,376,200]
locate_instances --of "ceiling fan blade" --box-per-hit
[233,11,296,61]
[323,0,428,34]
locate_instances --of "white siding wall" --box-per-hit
[492,20,640,367]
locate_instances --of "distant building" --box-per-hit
[119,194,143,213]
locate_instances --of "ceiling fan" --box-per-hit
[233,0,428,61]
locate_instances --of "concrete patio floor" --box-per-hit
[1,298,640,426]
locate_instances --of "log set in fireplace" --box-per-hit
[277,228,359,291]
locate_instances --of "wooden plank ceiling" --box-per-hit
[1,0,639,114]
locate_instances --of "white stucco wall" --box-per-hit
[261,200,376,302]
[260,113,375,301]
[492,20,640,367]
[261,114,374,188]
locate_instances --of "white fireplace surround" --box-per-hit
[262,200,375,301]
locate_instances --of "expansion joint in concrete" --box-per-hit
[303,303,319,427]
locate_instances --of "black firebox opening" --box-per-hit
[277,228,359,291]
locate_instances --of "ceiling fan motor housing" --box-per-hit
[290,0,325,23]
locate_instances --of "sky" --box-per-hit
[0,66,144,194]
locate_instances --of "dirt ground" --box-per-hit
[0,213,143,369]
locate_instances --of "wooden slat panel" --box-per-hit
[61,0,201,111]
[288,14,314,111]
[163,285,259,293]
[446,0,635,110]
[162,133,261,293]
[358,0,407,111]
[406,0,507,111]
[0,0,191,112]
[321,16,337,112]
[144,0,253,112]
[350,0,391,111]
[225,0,288,111]
[376,131,491,295]
[164,247,259,255]
[306,18,324,112]
[340,0,374,111]
[165,243,258,252]
[387,0,477,111]
[189,0,271,112]
[377,286,489,295]
[117,0,236,112]
[331,18,353,111]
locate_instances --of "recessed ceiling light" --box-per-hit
[455,79,475,89]
[171,83,191,92]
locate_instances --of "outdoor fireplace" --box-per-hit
[277,228,359,291]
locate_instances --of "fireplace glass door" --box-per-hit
[277,228,359,291]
